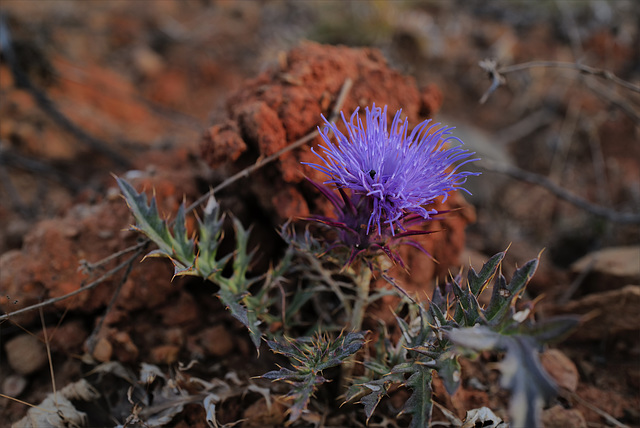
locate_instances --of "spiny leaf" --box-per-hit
[171,203,196,266]
[436,355,461,396]
[359,380,388,422]
[262,331,365,423]
[450,277,482,327]
[194,195,225,279]
[262,367,305,382]
[483,273,510,323]
[116,177,195,271]
[402,365,433,428]
[117,178,264,349]
[484,258,538,325]
[468,251,505,296]
[349,370,405,423]
[214,217,262,350]
[447,326,557,428]
[519,315,581,344]
[508,258,539,296]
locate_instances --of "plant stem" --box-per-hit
[349,264,372,332]
[340,264,372,392]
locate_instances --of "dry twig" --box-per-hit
[0,14,132,167]
[479,159,640,224]
[480,59,640,105]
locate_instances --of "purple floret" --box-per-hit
[303,104,479,235]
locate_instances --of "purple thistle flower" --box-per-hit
[303,104,479,236]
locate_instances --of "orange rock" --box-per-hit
[542,405,587,428]
[92,337,113,363]
[150,344,180,365]
[540,349,579,392]
[242,397,288,427]
[199,325,235,357]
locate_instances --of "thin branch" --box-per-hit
[85,248,140,355]
[39,307,57,406]
[479,59,640,113]
[78,240,147,275]
[479,158,640,224]
[0,245,146,322]
[0,13,131,167]
[566,391,629,428]
[583,77,640,125]
[496,61,640,94]
[478,59,505,104]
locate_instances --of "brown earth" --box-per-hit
[1,2,639,427]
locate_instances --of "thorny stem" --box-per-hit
[349,264,372,333]
[304,252,353,320]
[341,263,372,390]
[0,78,354,322]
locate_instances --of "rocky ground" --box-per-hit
[0,2,639,427]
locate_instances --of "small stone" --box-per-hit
[199,325,234,357]
[242,397,288,427]
[112,331,139,363]
[132,46,165,77]
[554,285,640,340]
[571,245,640,279]
[2,374,27,397]
[92,337,113,362]
[160,292,199,325]
[150,345,180,364]
[542,405,587,428]
[44,320,87,353]
[5,334,47,375]
[541,348,579,392]
[570,246,640,293]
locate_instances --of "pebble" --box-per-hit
[5,334,48,375]
[199,325,234,357]
[2,374,28,397]
[150,345,180,364]
[92,337,113,362]
[541,348,579,392]
[542,405,587,428]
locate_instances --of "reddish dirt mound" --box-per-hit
[201,40,471,290]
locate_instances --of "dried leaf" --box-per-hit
[11,379,99,428]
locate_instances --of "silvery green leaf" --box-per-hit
[448,326,556,428]
[402,365,433,428]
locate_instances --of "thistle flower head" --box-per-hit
[304,104,479,236]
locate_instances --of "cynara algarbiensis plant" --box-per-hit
[303,104,479,263]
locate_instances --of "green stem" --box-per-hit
[349,264,372,332]
[340,264,372,391]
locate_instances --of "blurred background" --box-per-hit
[1,1,639,426]
[1,0,638,265]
